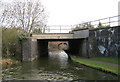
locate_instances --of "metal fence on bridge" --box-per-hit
[41,15,120,33]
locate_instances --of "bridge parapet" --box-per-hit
[32,33,74,39]
[73,29,89,39]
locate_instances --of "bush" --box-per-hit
[2,27,25,60]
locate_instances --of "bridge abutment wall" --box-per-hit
[88,26,119,58]
[22,38,39,61]
[67,39,88,57]
[22,38,48,61]
[70,26,119,58]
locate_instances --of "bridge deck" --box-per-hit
[32,33,74,39]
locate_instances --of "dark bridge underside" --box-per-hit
[37,39,74,41]
[37,38,88,57]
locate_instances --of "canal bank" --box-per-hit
[71,56,119,76]
[0,58,20,68]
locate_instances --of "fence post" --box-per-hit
[89,21,91,28]
[60,25,61,33]
[109,17,111,26]
[98,20,101,28]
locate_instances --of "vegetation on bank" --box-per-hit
[71,57,119,75]
[2,27,28,61]
[91,57,119,64]
[2,26,21,64]
[0,58,20,68]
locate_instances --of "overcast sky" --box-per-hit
[1,0,120,26]
[41,0,119,25]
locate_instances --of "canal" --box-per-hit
[2,50,118,80]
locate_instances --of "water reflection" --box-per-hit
[48,51,69,69]
[2,50,118,80]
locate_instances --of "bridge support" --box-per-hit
[66,39,89,58]
[22,38,48,61]
[22,38,38,61]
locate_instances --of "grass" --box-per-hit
[71,57,119,75]
[90,57,118,64]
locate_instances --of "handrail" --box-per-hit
[42,15,120,33]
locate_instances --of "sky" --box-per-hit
[1,0,120,26]
[40,0,119,25]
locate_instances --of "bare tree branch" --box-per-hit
[0,0,48,33]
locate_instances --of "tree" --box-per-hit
[2,27,22,59]
[98,22,110,28]
[78,22,94,29]
[70,22,94,33]
[0,0,47,34]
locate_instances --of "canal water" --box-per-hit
[2,50,118,80]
